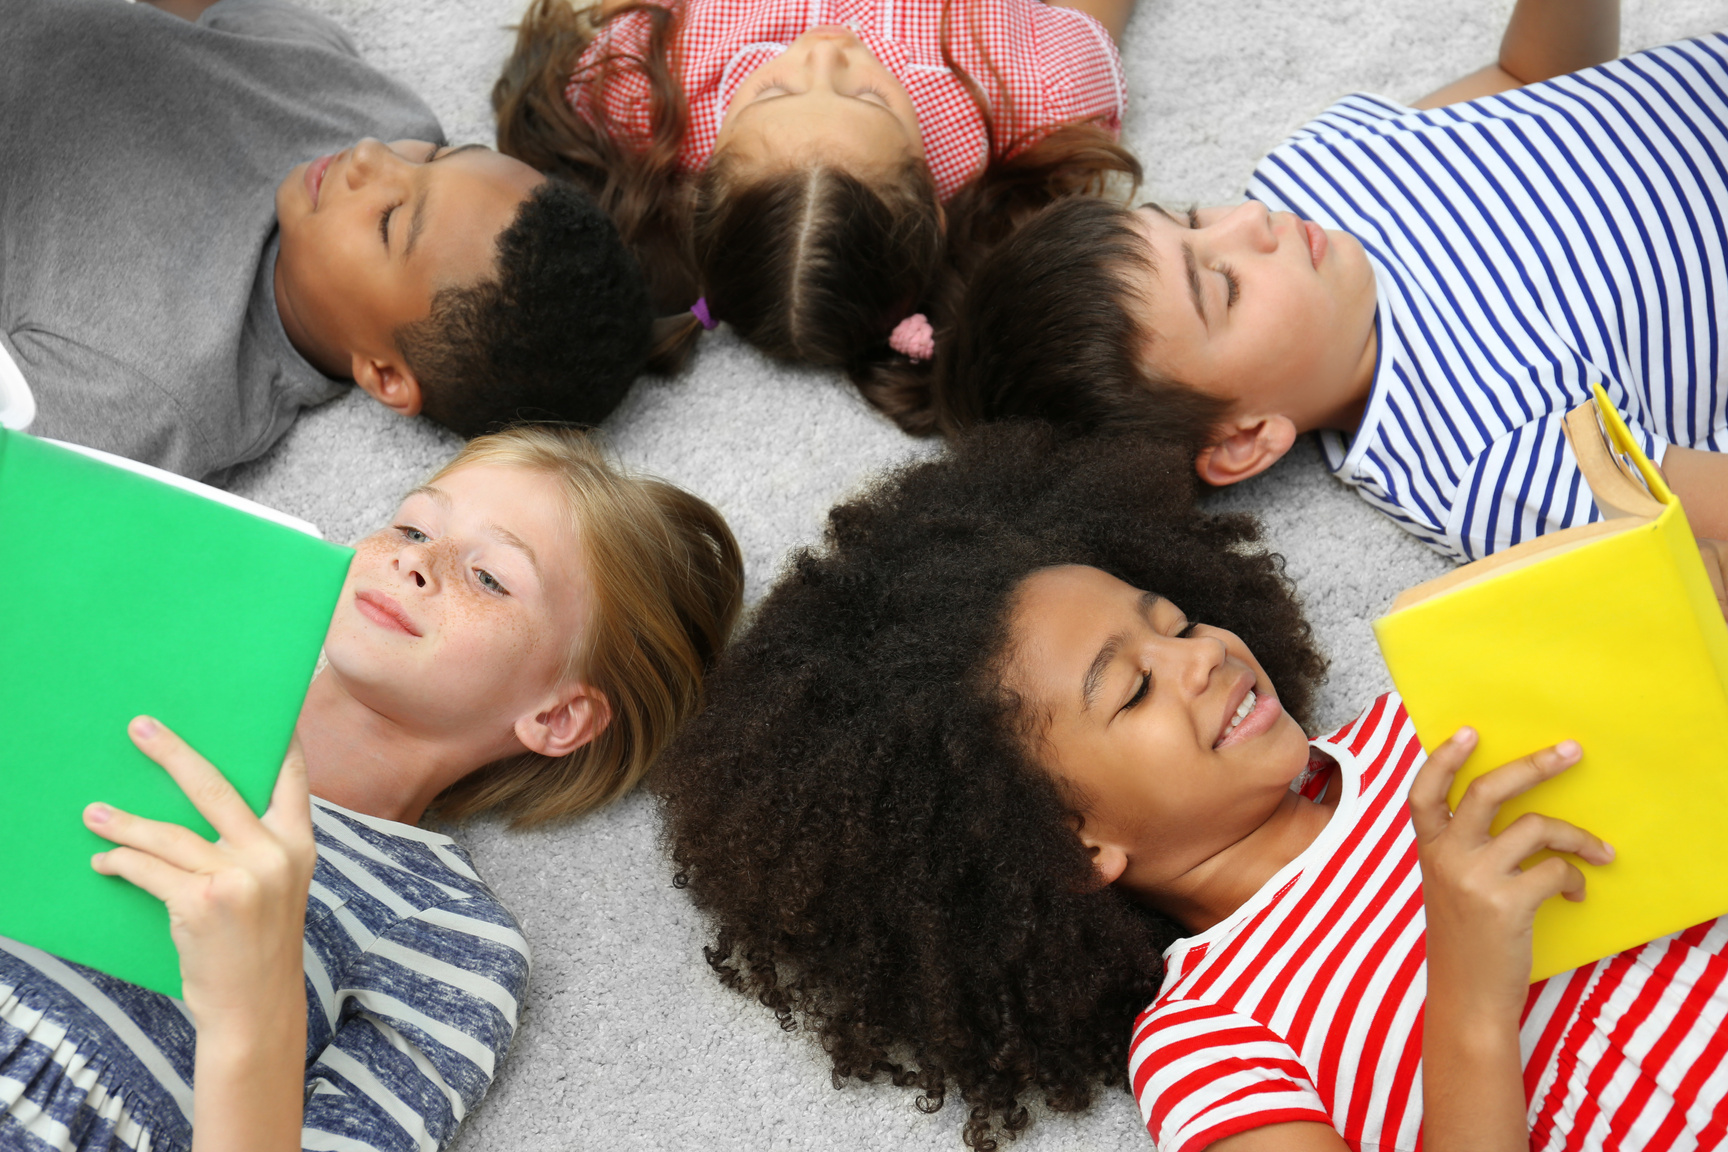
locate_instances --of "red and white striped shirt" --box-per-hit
[565,0,1126,201]
[1130,694,1728,1152]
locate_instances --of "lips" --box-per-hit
[355,590,421,637]
[1303,218,1327,268]
[1214,675,1281,749]
[303,152,335,209]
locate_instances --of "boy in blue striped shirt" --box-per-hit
[946,0,1728,564]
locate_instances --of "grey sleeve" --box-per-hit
[8,328,224,481]
[197,0,361,58]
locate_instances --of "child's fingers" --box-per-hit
[128,716,263,847]
[90,844,192,905]
[1487,812,1616,871]
[1450,740,1582,837]
[261,737,312,842]
[1516,853,1590,906]
[1407,727,1477,840]
[83,802,219,873]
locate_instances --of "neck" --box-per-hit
[1306,308,1380,436]
[295,668,509,826]
[273,256,352,380]
[1151,780,1342,935]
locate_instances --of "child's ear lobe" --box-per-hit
[351,355,424,418]
[514,685,613,759]
[1193,415,1298,487]
[1073,815,1131,888]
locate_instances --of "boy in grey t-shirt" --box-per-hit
[2,0,652,480]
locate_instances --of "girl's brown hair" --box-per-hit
[492,0,1141,430]
[426,425,744,826]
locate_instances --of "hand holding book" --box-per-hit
[83,716,312,1152]
[1412,726,1616,1152]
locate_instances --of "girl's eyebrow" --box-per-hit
[1080,591,1164,711]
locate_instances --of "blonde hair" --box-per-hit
[426,425,743,826]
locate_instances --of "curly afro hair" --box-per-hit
[654,424,1328,1148]
[397,176,652,437]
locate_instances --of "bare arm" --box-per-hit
[140,0,226,20]
[1043,0,1134,44]
[1661,446,1728,541]
[88,721,315,1152]
[1415,0,1619,110]
[1408,730,1614,1151]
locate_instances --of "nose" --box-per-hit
[1163,628,1227,697]
[393,538,441,593]
[344,137,397,190]
[803,35,855,85]
[1215,200,1277,254]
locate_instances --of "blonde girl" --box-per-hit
[493,0,1139,432]
[1,425,741,1152]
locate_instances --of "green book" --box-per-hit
[0,427,353,999]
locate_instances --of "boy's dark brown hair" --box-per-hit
[492,0,1140,433]
[937,195,1229,453]
[653,424,1327,1148]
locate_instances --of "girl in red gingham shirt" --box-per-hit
[493,0,1137,431]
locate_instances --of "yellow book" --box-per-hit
[1373,385,1728,982]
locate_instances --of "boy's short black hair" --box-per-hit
[398,178,652,437]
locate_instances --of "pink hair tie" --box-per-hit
[889,313,935,362]
[690,297,718,330]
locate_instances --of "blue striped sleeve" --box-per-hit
[300,899,530,1152]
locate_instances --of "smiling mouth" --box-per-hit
[1220,689,1256,743]
[355,590,421,636]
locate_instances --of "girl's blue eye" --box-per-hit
[396,525,428,544]
[475,569,508,595]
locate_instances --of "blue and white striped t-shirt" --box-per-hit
[0,798,530,1152]
[1247,35,1728,562]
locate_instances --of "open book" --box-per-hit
[1374,386,1728,982]
[0,356,353,999]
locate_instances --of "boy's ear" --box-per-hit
[351,353,424,418]
[1194,415,1298,487]
[514,684,613,760]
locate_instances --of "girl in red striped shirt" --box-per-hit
[655,425,1728,1151]
[492,0,1137,430]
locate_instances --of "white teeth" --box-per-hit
[1223,689,1257,739]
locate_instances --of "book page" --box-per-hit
[0,334,34,432]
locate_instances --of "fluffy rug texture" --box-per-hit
[230,1,1721,1146]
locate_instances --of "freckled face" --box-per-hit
[321,463,593,740]
[713,25,925,176]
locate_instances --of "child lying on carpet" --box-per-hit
[654,424,1728,1151]
[492,0,1138,429]
[2,0,653,483]
[940,0,1728,563]
[0,425,742,1152]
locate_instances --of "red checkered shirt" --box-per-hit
[565,0,1127,200]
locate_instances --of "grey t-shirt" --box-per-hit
[0,0,444,480]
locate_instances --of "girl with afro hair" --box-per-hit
[654,424,1728,1152]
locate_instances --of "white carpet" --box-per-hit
[229,1,1723,1146]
